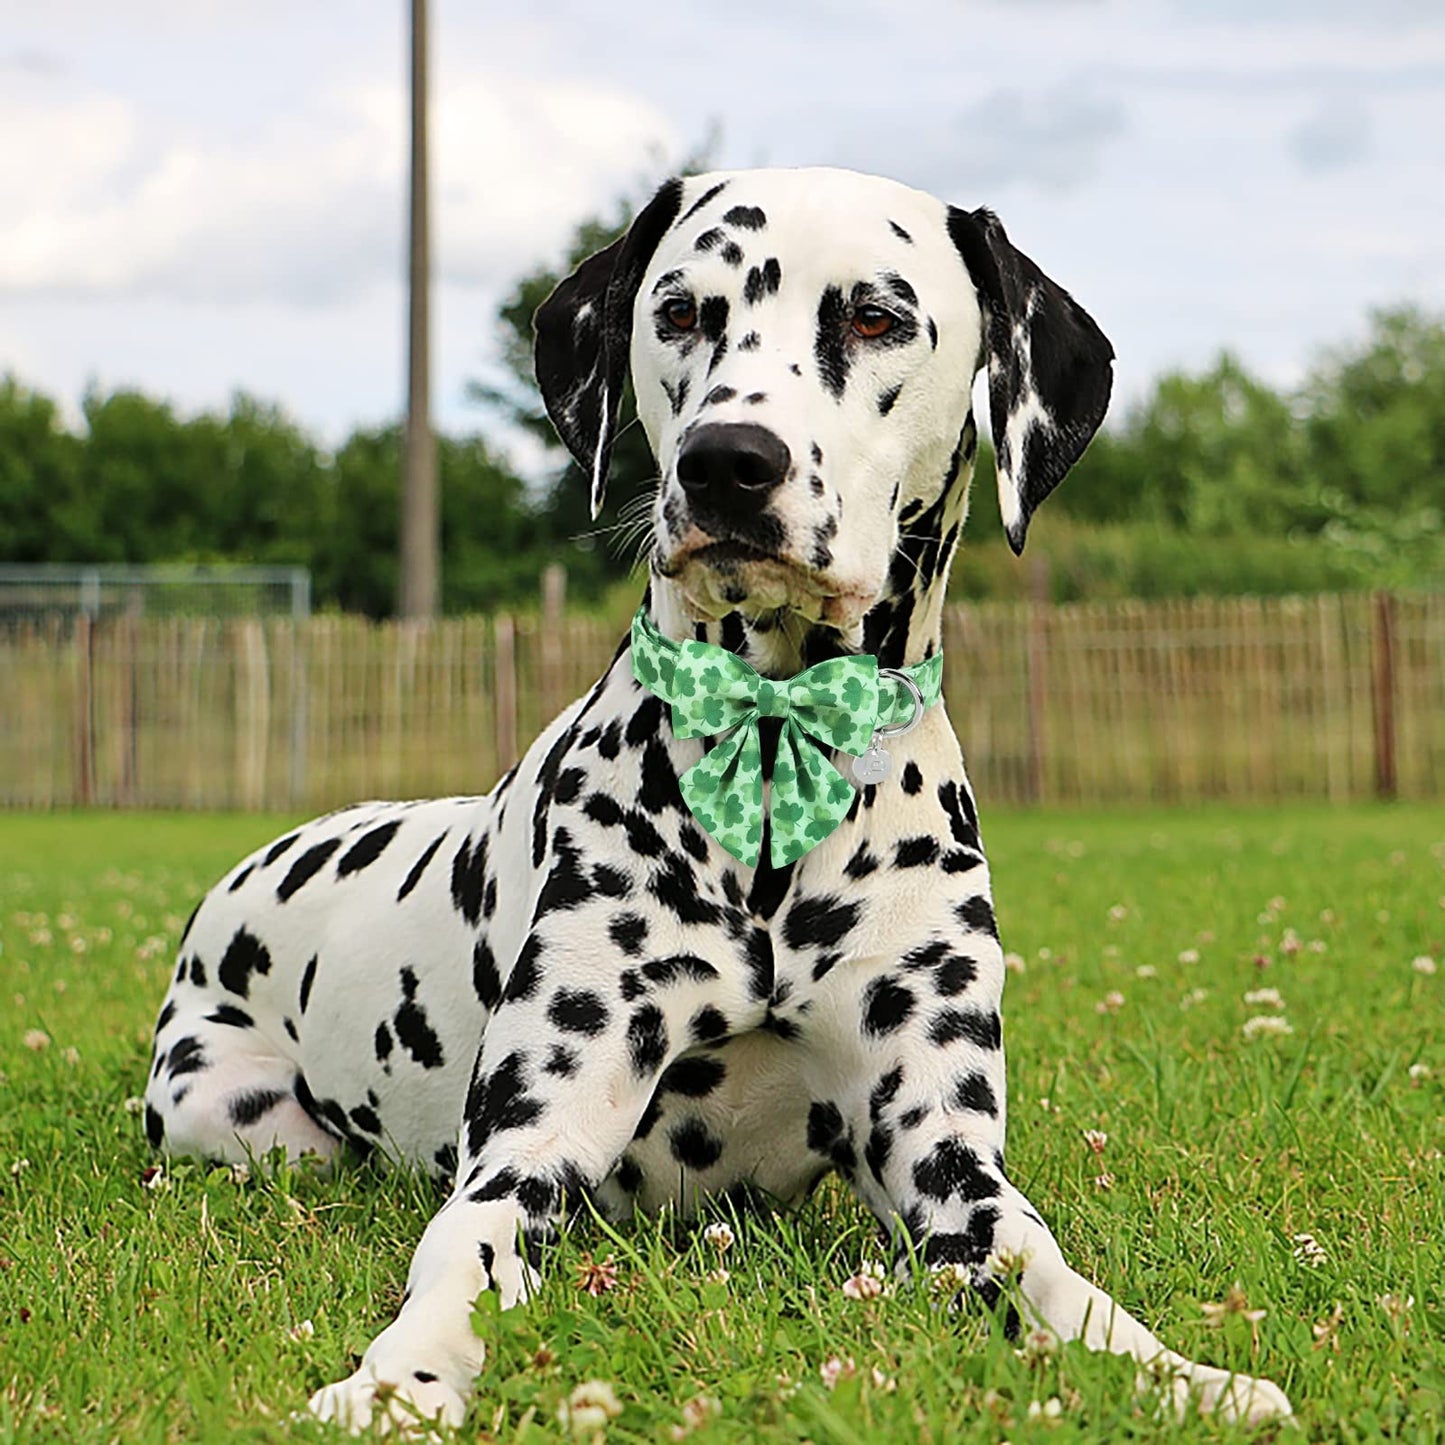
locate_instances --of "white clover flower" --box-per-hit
[1135,964,1157,979]
[1243,988,1285,1009]
[22,1029,50,1052]
[559,1380,623,1436]
[1178,948,1200,965]
[1408,1063,1432,1083]
[287,1318,315,1342]
[1412,956,1438,977]
[669,1394,721,1440]
[706,1267,730,1286]
[702,1221,734,1253]
[819,1356,856,1390]
[61,1047,80,1066]
[1083,1129,1108,1155]
[1242,1015,1294,1040]
[841,1266,884,1301]
[1108,905,1129,922]
[1093,1172,1115,1191]
[870,1366,897,1393]
[1291,1232,1327,1268]
[1377,1293,1414,1320]
[1180,988,1210,1010]
[1095,990,1125,1015]
[10,1157,30,1177]
[1307,939,1328,954]
[1280,929,1302,956]
[123,1096,145,1115]
[1004,951,1027,975]
[1027,1397,1064,1420]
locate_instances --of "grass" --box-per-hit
[1,803,1442,1443]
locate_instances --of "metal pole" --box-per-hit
[399,0,439,619]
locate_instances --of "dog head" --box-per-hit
[536,167,1112,635]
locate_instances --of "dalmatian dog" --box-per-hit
[143,168,1292,1431]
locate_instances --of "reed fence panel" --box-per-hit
[2,593,1439,812]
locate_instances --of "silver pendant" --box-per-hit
[851,738,892,784]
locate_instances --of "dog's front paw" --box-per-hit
[1148,1361,1293,1425]
[308,1366,466,1436]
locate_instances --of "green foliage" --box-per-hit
[2,805,1443,1440]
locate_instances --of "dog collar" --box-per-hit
[630,606,943,868]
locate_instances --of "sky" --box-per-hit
[3,0,1443,465]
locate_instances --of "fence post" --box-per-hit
[540,564,567,724]
[74,611,95,806]
[494,614,518,772]
[1025,556,1050,805]
[1371,589,1397,801]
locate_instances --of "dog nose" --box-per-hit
[676,423,791,514]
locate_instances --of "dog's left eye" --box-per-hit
[851,305,896,339]
[661,298,698,332]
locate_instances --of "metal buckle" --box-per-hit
[876,669,925,739]
[851,670,925,784]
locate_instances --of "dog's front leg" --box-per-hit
[808,946,1293,1425]
[309,920,749,1435]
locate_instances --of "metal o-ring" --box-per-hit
[876,669,925,739]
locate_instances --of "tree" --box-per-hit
[472,144,716,598]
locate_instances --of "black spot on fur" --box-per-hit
[504,935,543,1002]
[815,285,850,399]
[695,227,727,253]
[228,863,254,893]
[188,956,206,987]
[375,1021,393,1062]
[144,1103,165,1146]
[737,330,761,351]
[263,832,300,867]
[544,1044,579,1077]
[642,953,719,987]
[863,976,916,1037]
[394,966,445,1069]
[397,833,447,901]
[953,1072,998,1115]
[298,954,318,1013]
[929,1008,1002,1051]
[229,1088,286,1129]
[669,1118,725,1170]
[889,220,913,243]
[878,384,902,416]
[276,839,341,901]
[465,1052,543,1155]
[450,835,488,926]
[955,895,998,938]
[936,954,979,995]
[649,857,721,926]
[337,819,400,877]
[628,1005,669,1076]
[895,835,940,869]
[218,927,272,999]
[912,1137,1000,1203]
[472,939,502,1010]
[690,1005,728,1043]
[659,1054,727,1098]
[681,180,728,222]
[166,1035,206,1079]
[783,895,860,950]
[207,1004,253,1029]
[609,912,648,957]
[870,1067,904,1120]
[548,988,611,1037]
[743,258,782,305]
[901,762,923,795]
[723,204,766,230]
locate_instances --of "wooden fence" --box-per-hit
[2,593,1441,812]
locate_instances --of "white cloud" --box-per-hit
[0,70,675,303]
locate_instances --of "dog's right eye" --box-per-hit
[661,298,698,332]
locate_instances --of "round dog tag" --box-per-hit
[851,741,892,785]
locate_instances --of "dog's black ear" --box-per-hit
[947,207,1114,554]
[534,178,685,519]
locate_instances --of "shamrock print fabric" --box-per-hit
[630,608,944,869]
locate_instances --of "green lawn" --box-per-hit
[1,805,1442,1443]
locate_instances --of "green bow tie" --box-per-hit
[630,607,943,868]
